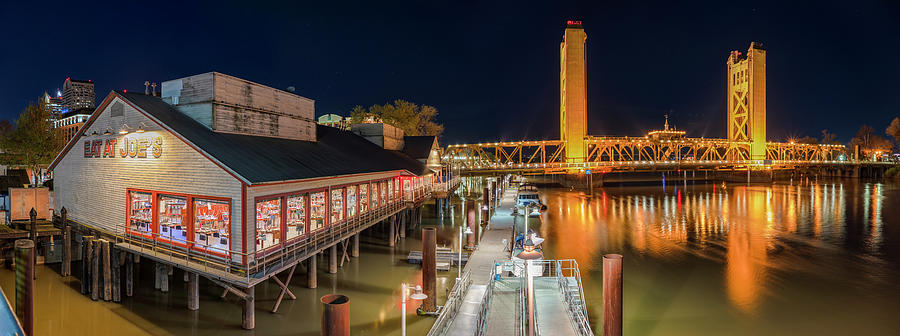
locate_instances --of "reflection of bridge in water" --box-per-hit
[443,21,885,176]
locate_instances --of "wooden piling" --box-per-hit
[422,227,437,312]
[61,207,71,277]
[399,210,406,238]
[102,240,111,301]
[466,201,477,249]
[187,272,199,311]
[388,217,396,247]
[125,253,133,297]
[154,263,162,290]
[91,240,100,301]
[242,286,255,330]
[28,209,36,280]
[161,264,170,293]
[81,236,94,295]
[14,239,34,336]
[307,255,317,289]
[328,244,338,274]
[351,233,359,258]
[603,254,623,336]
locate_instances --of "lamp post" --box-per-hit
[401,283,427,336]
[458,225,473,280]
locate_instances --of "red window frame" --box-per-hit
[254,196,284,257]
[125,188,232,258]
[284,193,310,244]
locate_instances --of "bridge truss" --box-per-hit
[443,137,846,173]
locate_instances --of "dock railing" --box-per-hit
[112,195,413,287]
[474,262,499,336]
[427,270,472,336]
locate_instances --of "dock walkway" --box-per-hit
[443,186,517,335]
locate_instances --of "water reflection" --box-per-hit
[539,180,900,335]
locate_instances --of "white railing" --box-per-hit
[427,270,472,336]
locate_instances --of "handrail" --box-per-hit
[427,270,472,336]
[111,192,429,286]
[474,263,497,336]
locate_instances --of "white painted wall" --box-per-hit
[53,95,244,261]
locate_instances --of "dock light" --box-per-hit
[400,283,427,336]
[119,124,131,134]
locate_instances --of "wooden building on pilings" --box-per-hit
[48,72,441,329]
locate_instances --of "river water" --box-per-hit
[2,179,899,335]
[537,179,900,335]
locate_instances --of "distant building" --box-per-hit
[54,108,93,143]
[646,115,686,140]
[317,113,351,130]
[41,91,65,122]
[62,77,95,112]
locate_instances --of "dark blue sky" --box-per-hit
[2,1,898,145]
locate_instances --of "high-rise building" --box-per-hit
[41,90,65,122]
[560,20,588,162]
[62,77,95,112]
[726,42,766,160]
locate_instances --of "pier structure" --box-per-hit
[429,179,592,336]
[47,72,460,329]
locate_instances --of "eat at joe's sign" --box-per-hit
[84,137,163,158]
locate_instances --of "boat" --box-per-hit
[516,183,545,217]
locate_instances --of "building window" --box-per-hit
[158,195,188,244]
[380,181,387,203]
[371,183,379,209]
[331,188,344,224]
[395,178,401,198]
[194,198,230,254]
[310,191,326,231]
[347,185,357,218]
[404,179,411,199]
[387,180,393,200]
[286,194,306,241]
[128,191,152,235]
[359,184,369,213]
[256,198,282,252]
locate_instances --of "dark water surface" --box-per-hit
[537,180,900,335]
[3,179,900,335]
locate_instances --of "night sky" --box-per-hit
[2,1,899,145]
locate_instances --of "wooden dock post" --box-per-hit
[28,209,36,280]
[187,272,199,311]
[421,227,437,312]
[328,244,338,274]
[91,240,100,301]
[102,240,111,301]
[399,210,407,238]
[125,253,133,297]
[154,263,162,290]
[61,207,71,277]
[242,286,255,330]
[351,233,359,258]
[112,249,121,302]
[81,236,94,294]
[465,201,477,249]
[307,255,317,289]
[320,294,350,336]
[388,217,396,247]
[603,254,623,336]
[161,264,170,293]
[14,239,34,336]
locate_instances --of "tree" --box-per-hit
[820,129,839,145]
[851,124,892,160]
[798,136,818,144]
[1,103,63,186]
[348,99,444,137]
[886,117,900,146]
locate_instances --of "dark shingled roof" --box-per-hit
[402,136,437,161]
[118,92,428,184]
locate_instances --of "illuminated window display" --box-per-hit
[128,191,152,235]
[380,181,387,203]
[256,198,282,252]
[286,194,306,241]
[310,191,326,231]
[359,183,369,213]
[371,183,379,209]
[331,188,344,224]
[347,185,357,218]
[158,195,188,244]
[193,198,230,253]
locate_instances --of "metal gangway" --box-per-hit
[430,259,593,336]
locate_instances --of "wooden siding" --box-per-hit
[53,96,244,261]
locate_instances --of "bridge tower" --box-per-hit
[560,21,588,162]
[726,42,767,160]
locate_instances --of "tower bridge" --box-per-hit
[443,21,854,174]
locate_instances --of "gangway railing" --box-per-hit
[474,263,498,336]
[427,270,472,336]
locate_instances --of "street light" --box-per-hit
[401,283,427,336]
[458,225,473,279]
